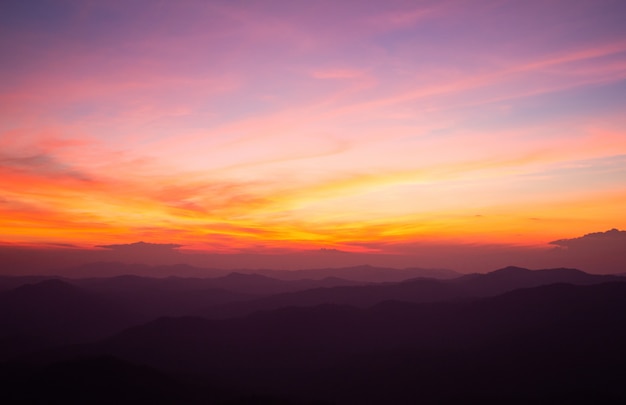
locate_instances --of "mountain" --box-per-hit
[0,280,136,359]
[31,281,625,404]
[0,275,65,292]
[198,266,623,319]
[198,277,465,319]
[45,272,362,296]
[79,279,253,320]
[2,266,617,338]
[191,272,363,295]
[44,262,458,282]
[0,271,368,354]
[256,264,459,282]
[452,265,624,295]
[52,262,233,278]
[0,355,234,405]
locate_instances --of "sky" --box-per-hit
[1,0,626,270]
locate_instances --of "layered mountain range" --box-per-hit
[1,265,625,404]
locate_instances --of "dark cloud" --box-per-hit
[549,228,626,251]
[97,241,183,251]
[544,229,626,274]
[319,248,348,254]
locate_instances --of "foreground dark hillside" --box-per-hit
[0,279,136,358]
[3,281,626,404]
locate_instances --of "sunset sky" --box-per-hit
[2,0,626,258]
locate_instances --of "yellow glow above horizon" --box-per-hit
[1,1,626,253]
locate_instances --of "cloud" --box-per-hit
[97,241,183,251]
[2,1,626,253]
[549,228,626,251]
[94,241,187,263]
[0,153,91,181]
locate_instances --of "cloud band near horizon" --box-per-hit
[1,0,626,253]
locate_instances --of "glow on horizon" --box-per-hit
[1,0,626,253]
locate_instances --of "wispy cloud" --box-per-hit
[2,0,626,251]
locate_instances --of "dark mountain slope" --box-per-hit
[0,275,66,292]
[6,281,626,403]
[198,266,623,319]
[54,281,622,404]
[257,264,459,282]
[109,281,626,362]
[452,265,623,295]
[199,278,465,319]
[0,280,136,358]
[74,272,362,296]
[45,261,457,282]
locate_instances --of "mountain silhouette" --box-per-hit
[256,264,459,282]
[0,280,137,360]
[198,266,623,319]
[3,266,625,404]
[450,265,623,295]
[0,272,367,359]
[0,275,66,292]
[105,281,626,361]
[200,272,363,294]
[53,262,233,278]
[45,262,458,282]
[198,278,464,319]
[27,281,622,404]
